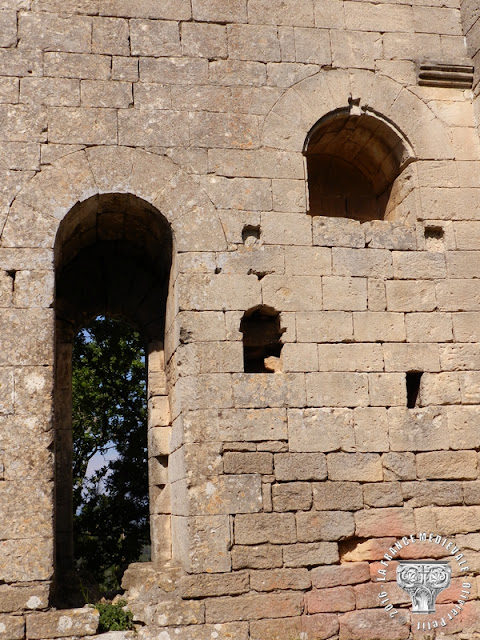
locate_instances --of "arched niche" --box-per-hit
[304,107,415,222]
[54,193,173,605]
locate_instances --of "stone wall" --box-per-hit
[1,0,480,639]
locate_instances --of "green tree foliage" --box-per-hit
[72,317,149,592]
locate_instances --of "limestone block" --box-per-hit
[230,86,283,116]
[14,366,53,417]
[13,270,54,308]
[209,60,266,86]
[368,373,406,407]
[419,372,460,406]
[355,506,415,538]
[313,481,363,511]
[275,177,307,214]
[178,273,260,311]
[439,344,480,371]
[2,49,39,82]
[261,211,312,246]
[232,544,283,570]
[383,343,440,372]
[306,586,355,613]
[112,57,139,82]
[92,17,130,56]
[130,20,180,57]
[207,176,271,210]
[139,624,248,640]
[209,149,304,180]
[312,216,365,248]
[0,105,46,143]
[331,29,379,70]
[453,312,480,342]
[437,279,480,311]
[402,481,462,507]
[132,82,171,109]
[354,407,389,452]
[147,599,204,626]
[181,23,227,58]
[0,309,53,366]
[283,246,331,277]
[0,481,52,539]
[327,453,383,482]
[187,342,243,375]
[0,10,16,47]
[318,344,384,372]
[354,581,410,610]
[454,221,480,250]
[0,77,18,105]
[413,5,463,35]
[294,27,331,64]
[283,542,339,567]
[339,609,409,640]
[118,109,189,147]
[288,408,354,452]
[224,452,273,475]
[192,0,246,22]
[250,568,310,592]
[447,251,480,278]
[386,280,436,312]
[183,408,287,443]
[232,373,305,408]
[274,452,327,481]
[333,248,392,278]
[0,615,24,639]
[296,311,353,342]
[174,374,234,413]
[392,250,446,279]
[235,513,296,544]
[297,510,355,542]
[417,451,478,480]
[0,368,13,415]
[26,608,99,639]
[363,482,403,508]
[382,452,416,481]
[228,25,280,62]
[272,482,312,511]
[345,1,413,31]
[81,80,132,108]
[306,372,368,407]
[193,114,260,151]
[464,482,480,505]
[20,78,80,107]
[140,57,208,85]
[266,61,320,88]
[249,0,313,25]
[100,0,191,18]
[283,343,318,372]
[170,443,223,485]
[405,312,453,342]
[389,407,449,451]
[217,245,284,278]
[447,406,480,449]
[48,107,117,145]
[180,572,249,599]
[178,475,262,515]
[364,221,416,251]
[323,276,367,311]
[459,372,480,404]
[434,506,480,535]
[18,13,91,53]
[205,592,303,623]
[171,514,231,573]
[0,583,49,613]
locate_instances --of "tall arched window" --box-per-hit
[54,194,173,604]
[304,107,415,222]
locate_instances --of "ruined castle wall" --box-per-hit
[1,0,480,639]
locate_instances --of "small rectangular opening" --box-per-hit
[406,371,423,408]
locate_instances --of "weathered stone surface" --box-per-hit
[26,607,99,639]
[250,567,310,591]
[232,545,283,570]
[274,452,327,481]
[288,408,354,452]
[306,586,355,613]
[327,453,383,482]
[235,513,296,544]
[313,481,363,511]
[283,542,339,567]
[297,510,355,541]
[339,608,410,639]
[137,623,249,640]
[205,592,303,622]
[417,450,478,480]
[311,562,370,589]
[180,572,249,599]
[272,482,312,511]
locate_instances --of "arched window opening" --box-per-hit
[54,194,173,607]
[240,306,284,373]
[304,108,414,222]
[72,316,148,602]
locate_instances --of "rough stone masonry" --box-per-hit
[1,0,480,638]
